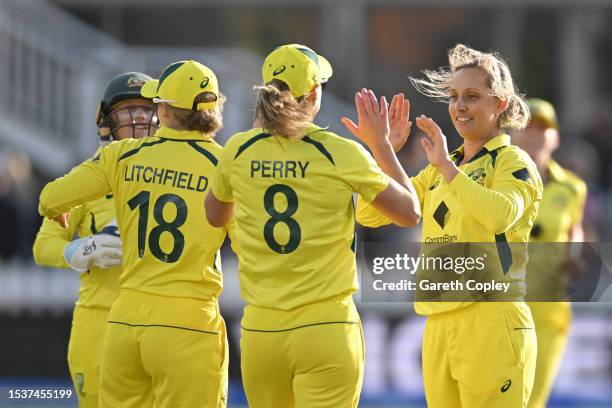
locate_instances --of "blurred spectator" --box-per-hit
[0,145,41,261]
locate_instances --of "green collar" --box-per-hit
[450,134,510,164]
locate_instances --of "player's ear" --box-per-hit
[497,97,509,115]
[549,128,560,151]
[307,85,322,103]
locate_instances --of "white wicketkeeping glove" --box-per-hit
[63,224,123,272]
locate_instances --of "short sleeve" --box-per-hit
[342,141,389,203]
[210,139,236,202]
[356,166,429,228]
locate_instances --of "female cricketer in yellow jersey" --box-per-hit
[355,44,543,408]
[38,60,230,408]
[205,44,421,408]
[512,99,587,408]
[33,72,159,408]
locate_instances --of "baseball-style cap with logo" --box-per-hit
[141,60,219,111]
[262,44,333,98]
[527,98,559,130]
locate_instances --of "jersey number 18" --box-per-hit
[128,191,187,263]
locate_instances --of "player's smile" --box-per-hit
[449,67,501,141]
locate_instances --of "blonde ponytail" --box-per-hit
[254,79,315,138]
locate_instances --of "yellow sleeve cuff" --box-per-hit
[361,174,390,203]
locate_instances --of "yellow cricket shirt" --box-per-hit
[33,149,121,309]
[526,160,587,307]
[39,126,228,301]
[211,124,389,330]
[357,134,543,315]
[530,160,586,243]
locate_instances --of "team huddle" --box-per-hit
[34,43,585,408]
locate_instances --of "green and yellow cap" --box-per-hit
[262,44,333,98]
[141,60,219,111]
[527,98,559,130]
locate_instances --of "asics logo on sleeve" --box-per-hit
[501,379,512,393]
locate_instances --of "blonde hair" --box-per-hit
[254,79,316,139]
[166,92,225,135]
[410,44,530,130]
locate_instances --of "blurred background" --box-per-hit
[1,0,612,406]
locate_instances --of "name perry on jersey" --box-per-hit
[250,160,309,178]
[124,164,208,192]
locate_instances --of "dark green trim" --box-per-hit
[350,199,356,253]
[118,139,168,162]
[108,320,218,335]
[187,141,218,166]
[92,153,101,162]
[454,146,505,166]
[495,233,512,274]
[234,133,272,159]
[295,46,320,66]
[512,168,530,181]
[212,252,219,272]
[468,148,488,163]
[157,62,184,92]
[488,148,500,167]
[451,149,463,166]
[302,135,335,165]
[241,321,358,333]
[90,213,98,234]
[514,327,535,330]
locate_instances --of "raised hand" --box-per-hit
[341,89,390,152]
[416,115,458,182]
[389,93,412,153]
[415,115,450,167]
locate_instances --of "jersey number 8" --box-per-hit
[263,184,301,254]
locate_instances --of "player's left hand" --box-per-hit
[63,232,123,272]
[49,213,69,229]
[415,115,451,167]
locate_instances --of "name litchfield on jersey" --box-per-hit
[123,164,208,192]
